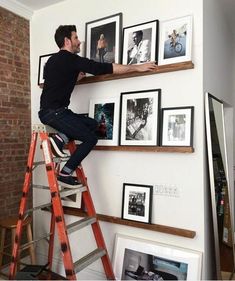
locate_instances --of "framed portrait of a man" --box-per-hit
[85,13,122,63]
[122,20,159,65]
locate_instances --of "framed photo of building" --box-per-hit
[158,15,192,65]
[122,183,153,224]
[38,53,55,85]
[119,89,161,146]
[112,234,202,281]
[161,106,194,147]
[122,20,159,65]
[89,97,119,146]
[85,13,122,63]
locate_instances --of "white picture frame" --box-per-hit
[158,15,192,65]
[112,234,202,281]
[89,97,119,146]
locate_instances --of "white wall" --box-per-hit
[30,0,205,279]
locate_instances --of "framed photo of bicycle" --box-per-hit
[85,13,122,64]
[121,183,153,224]
[122,20,159,65]
[89,97,119,146]
[158,15,193,65]
[119,89,161,146]
[161,106,194,147]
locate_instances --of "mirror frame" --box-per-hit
[205,92,235,279]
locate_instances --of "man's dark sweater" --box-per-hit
[40,50,113,110]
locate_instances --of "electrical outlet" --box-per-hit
[154,184,180,197]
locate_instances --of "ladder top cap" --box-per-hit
[32,124,58,133]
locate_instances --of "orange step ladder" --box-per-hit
[9,124,115,280]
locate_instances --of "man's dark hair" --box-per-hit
[54,25,77,48]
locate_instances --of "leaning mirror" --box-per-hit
[205,92,235,279]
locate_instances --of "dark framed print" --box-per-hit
[119,89,161,146]
[113,234,202,280]
[85,13,122,63]
[122,183,153,224]
[38,53,55,85]
[89,97,119,146]
[122,20,159,65]
[158,15,192,65]
[161,106,194,147]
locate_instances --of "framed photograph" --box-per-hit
[37,53,55,85]
[112,234,202,280]
[158,15,192,65]
[122,20,159,65]
[119,89,161,146]
[161,106,194,147]
[121,183,153,224]
[85,13,122,63]
[89,97,119,146]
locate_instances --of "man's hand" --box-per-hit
[112,61,157,74]
[77,72,86,81]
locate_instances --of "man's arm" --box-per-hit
[112,61,157,74]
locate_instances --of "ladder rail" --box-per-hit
[9,132,38,279]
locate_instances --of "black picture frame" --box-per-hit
[122,20,159,65]
[85,13,122,63]
[37,53,55,85]
[161,106,194,147]
[119,89,161,146]
[121,183,153,224]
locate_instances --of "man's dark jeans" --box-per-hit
[39,107,98,171]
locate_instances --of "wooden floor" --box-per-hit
[222,271,235,280]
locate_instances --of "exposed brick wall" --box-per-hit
[0,7,31,219]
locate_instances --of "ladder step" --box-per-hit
[20,233,51,251]
[67,217,96,234]
[73,248,106,273]
[60,185,87,198]
[25,203,52,214]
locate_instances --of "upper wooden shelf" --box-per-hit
[78,61,194,85]
[93,145,194,153]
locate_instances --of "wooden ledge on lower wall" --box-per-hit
[63,207,196,239]
[78,61,194,85]
[93,145,194,153]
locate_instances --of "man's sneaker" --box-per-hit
[57,174,81,188]
[49,134,68,158]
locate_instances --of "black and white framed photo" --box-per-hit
[119,89,161,146]
[113,234,202,280]
[158,15,192,65]
[121,183,153,224]
[161,106,194,147]
[122,20,159,65]
[89,97,119,146]
[85,13,122,63]
[38,53,55,85]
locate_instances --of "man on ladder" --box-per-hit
[38,25,157,188]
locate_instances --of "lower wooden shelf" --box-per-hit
[63,207,196,239]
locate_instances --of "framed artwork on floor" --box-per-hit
[38,53,55,85]
[89,97,119,146]
[161,106,194,147]
[122,20,159,65]
[112,234,202,281]
[119,89,161,146]
[121,183,153,224]
[158,15,192,65]
[85,13,122,63]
